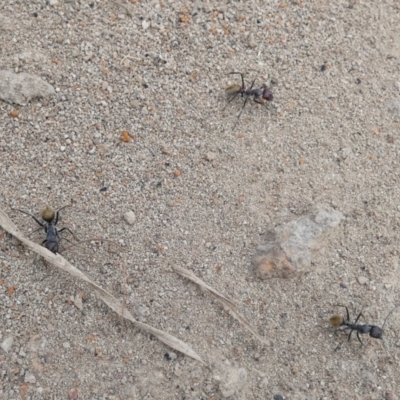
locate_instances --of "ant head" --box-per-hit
[262,86,273,101]
[369,326,383,339]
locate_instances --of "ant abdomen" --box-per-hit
[329,315,344,327]
[41,205,56,223]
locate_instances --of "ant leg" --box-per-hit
[228,72,246,91]
[240,73,245,91]
[32,226,45,235]
[335,305,351,323]
[235,79,256,121]
[223,91,241,111]
[18,210,45,228]
[354,311,363,324]
[247,79,256,91]
[54,204,71,226]
[356,332,363,346]
[382,306,398,330]
[58,237,74,245]
[347,330,353,341]
[58,227,75,237]
[53,211,60,226]
[254,97,271,110]
[236,96,250,121]
[345,307,350,323]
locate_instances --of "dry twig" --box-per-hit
[173,265,268,346]
[0,208,204,364]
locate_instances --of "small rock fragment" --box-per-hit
[161,145,171,155]
[357,276,369,285]
[11,236,21,247]
[164,351,177,361]
[253,207,344,279]
[124,211,136,225]
[142,20,150,30]
[72,291,84,310]
[386,97,400,119]
[27,335,42,352]
[206,152,217,161]
[68,388,79,400]
[0,14,14,31]
[216,366,247,398]
[1,336,14,353]
[24,372,36,384]
[0,70,55,105]
[32,355,44,371]
[384,391,398,400]
[120,130,131,142]
[248,34,257,48]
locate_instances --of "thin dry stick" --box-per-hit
[119,254,128,337]
[172,265,269,346]
[0,208,204,364]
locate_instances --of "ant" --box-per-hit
[223,72,273,123]
[18,205,74,254]
[330,305,397,345]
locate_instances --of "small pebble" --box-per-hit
[124,211,136,225]
[68,388,79,400]
[1,336,14,353]
[248,34,257,48]
[11,236,21,247]
[206,152,217,161]
[384,391,398,400]
[164,351,177,361]
[24,372,36,384]
[357,276,369,285]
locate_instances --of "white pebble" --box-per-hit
[1,336,14,353]
[24,372,36,384]
[124,211,136,225]
[357,276,369,285]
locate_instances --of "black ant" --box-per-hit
[330,305,397,345]
[223,72,273,123]
[18,205,74,254]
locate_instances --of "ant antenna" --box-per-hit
[382,306,397,331]
[380,306,398,362]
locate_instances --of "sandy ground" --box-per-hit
[1,0,400,399]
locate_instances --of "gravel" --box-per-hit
[1,0,400,398]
